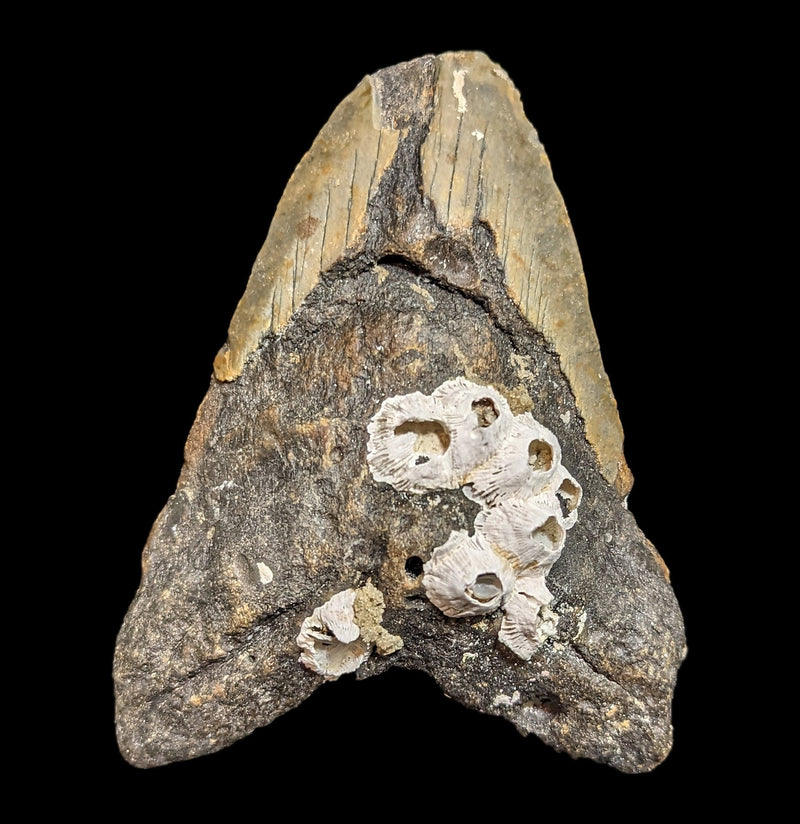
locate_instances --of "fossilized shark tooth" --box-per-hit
[114,51,686,773]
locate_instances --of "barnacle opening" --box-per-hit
[531,516,564,552]
[528,439,553,472]
[471,397,499,427]
[303,634,369,675]
[314,627,336,645]
[394,420,451,455]
[467,572,504,603]
[557,477,581,515]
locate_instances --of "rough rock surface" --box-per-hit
[114,51,686,772]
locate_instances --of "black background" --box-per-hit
[57,15,734,812]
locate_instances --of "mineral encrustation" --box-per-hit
[114,51,686,773]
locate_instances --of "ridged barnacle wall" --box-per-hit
[296,588,369,680]
[296,582,403,680]
[366,378,582,660]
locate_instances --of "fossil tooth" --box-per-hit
[114,51,686,774]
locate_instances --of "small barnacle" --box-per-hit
[296,589,370,680]
[366,392,456,492]
[498,593,542,661]
[475,494,566,571]
[499,587,557,661]
[431,377,513,481]
[423,530,516,617]
[514,568,555,604]
[465,414,563,506]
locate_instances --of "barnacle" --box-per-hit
[431,377,513,481]
[499,588,555,661]
[366,392,455,492]
[296,583,403,680]
[423,530,515,617]
[464,414,563,507]
[475,494,565,571]
[366,378,583,660]
[296,589,369,680]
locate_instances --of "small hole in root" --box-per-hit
[405,556,424,578]
[538,694,563,715]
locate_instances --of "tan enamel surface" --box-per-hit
[420,53,627,492]
[213,78,399,381]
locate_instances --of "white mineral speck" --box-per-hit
[491,690,520,708]
[573,610,587,640]
[453,69,468,113]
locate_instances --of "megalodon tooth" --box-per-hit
[114,51,686,774]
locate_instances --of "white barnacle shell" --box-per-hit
[475,494,566,571]
[296,589,369,680]
[430,377,513,482]
[514,568,555,604]
[499,584,555,661]
[367,378,583,662]
[464,414,563,506]
[423,530,516,617]
[366,391,456,492]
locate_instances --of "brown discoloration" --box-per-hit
[645,537,672,583]
[296,215,320,240]
[614,460,635,499]
[352,581,403,655]
[498,382,535,415]
[230,599,260,632]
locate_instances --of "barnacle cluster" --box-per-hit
[367,378,582,660]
